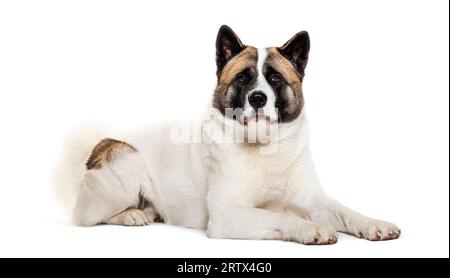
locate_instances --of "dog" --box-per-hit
[56,25,400,244]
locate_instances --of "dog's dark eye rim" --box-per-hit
[269,73,282,83]
[236,73,248,83]
[234,67,253,84]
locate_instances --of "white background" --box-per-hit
[0,0,448,258]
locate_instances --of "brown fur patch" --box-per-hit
[213,46,258,114]
[266,47,302,85]
[218,46,258,85]
[86,138,137,170]
[266,47,304,122]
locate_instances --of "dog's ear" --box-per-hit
[216,25,245,76]
[278,31,310,77]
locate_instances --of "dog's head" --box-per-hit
[213,25,310,125]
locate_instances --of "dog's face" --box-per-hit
[213,25,310,125]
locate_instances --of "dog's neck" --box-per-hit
[202,108,310,155]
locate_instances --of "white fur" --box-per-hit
[56,109,400,243]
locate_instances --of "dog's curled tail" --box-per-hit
[53,123,116,212]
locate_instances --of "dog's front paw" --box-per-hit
[107,208,151,226]
[301,224,338,245]
[354,219,401,241]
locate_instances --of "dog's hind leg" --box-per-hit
[73,138,156,227]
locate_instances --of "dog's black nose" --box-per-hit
[248,91,267,109]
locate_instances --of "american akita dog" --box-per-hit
[57,25,400,244]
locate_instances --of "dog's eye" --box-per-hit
[269,74,281,84]
[236,74,248,83]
